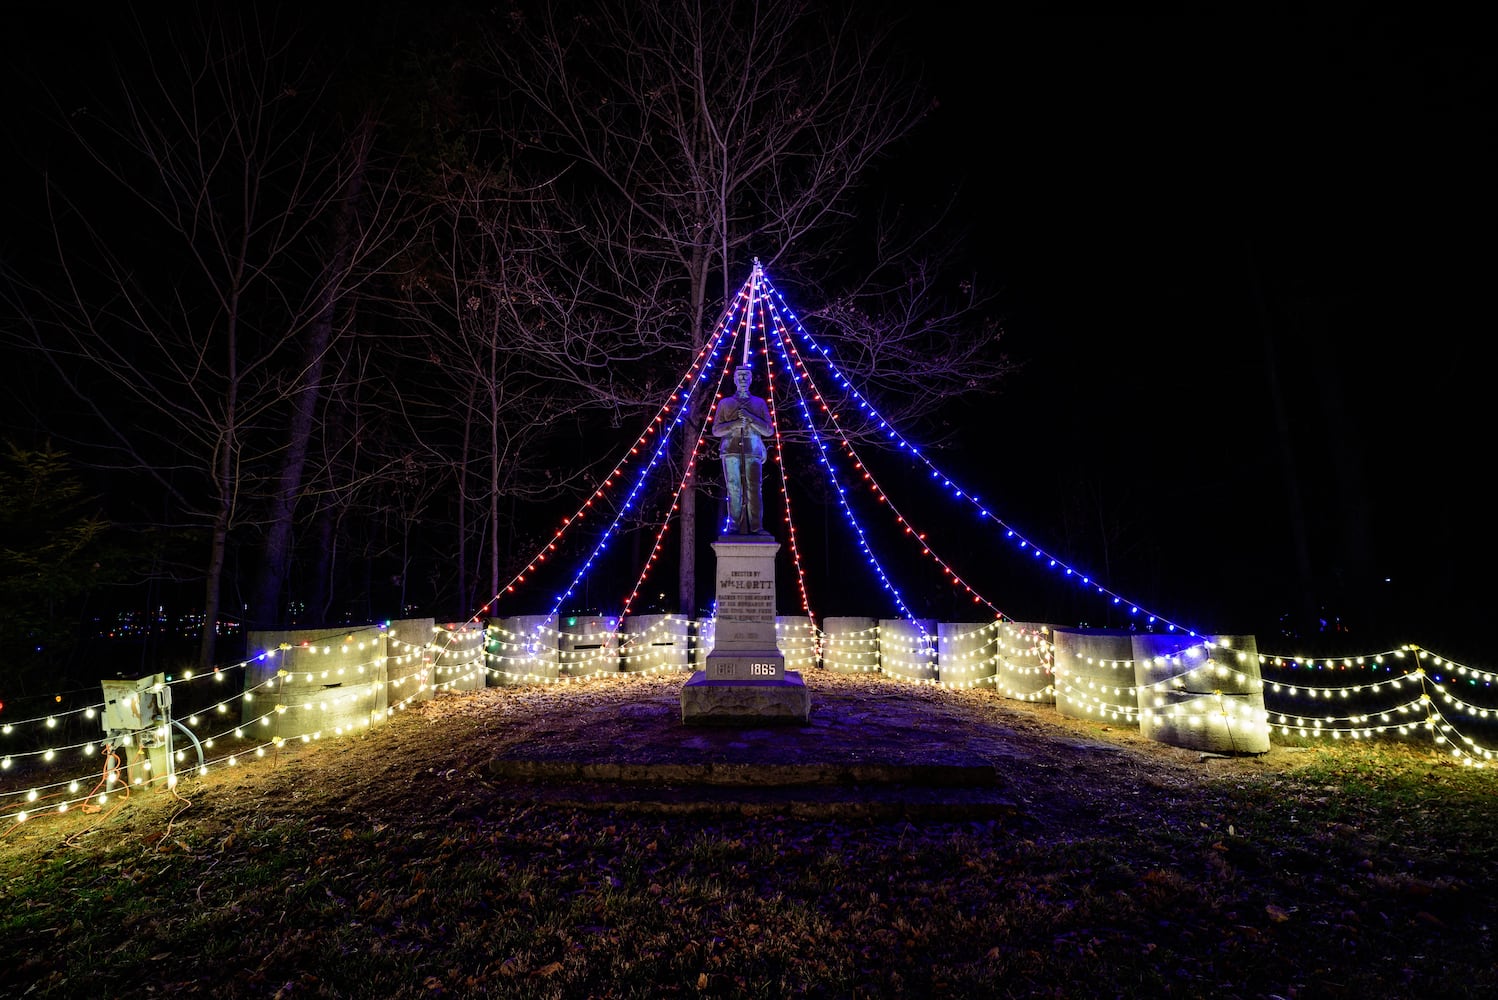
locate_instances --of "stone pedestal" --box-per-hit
[708,537,779,646]
[680,671,810,723]
[683,534,810,724]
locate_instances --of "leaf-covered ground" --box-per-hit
[2,671,1494,998]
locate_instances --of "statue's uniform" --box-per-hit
[715,392,772,534]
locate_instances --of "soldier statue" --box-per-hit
[713,363,773,535]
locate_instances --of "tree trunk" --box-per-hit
[456,390,473,618]
[677,433,699,616]
[198,513,229,668]
[307,502,337,626]
[1250,247,1316,632]
[250,121,371,628]
[674,240,720,617]
[198,414,236,667]
[488,341,502,612]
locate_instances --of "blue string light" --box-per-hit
[543,298,743,625]
[762,284,928,634]
[501,264,1199,645]
[763,292,1008,621]
[762,277,1198,638]
[742,287,820,622]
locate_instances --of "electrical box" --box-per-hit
[100,674,167,733]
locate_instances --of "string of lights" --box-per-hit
[756,302,819,628]
[12,267,1498,833]
[760,283,926,632]
[763,276,1199,637]
[9,638,1496,832]
[541,321,738,627]
[765,291,1008,620]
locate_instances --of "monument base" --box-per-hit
[681,670,811,725]
[703,650,784,681]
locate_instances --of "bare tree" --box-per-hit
[382,154,619,615]
[2,0,1011,649]
[248,112,391,633]
[2,7,404,663]
[475,0,1010,614]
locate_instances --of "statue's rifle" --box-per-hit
[734,399,750,532]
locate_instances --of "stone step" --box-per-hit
[476,769,1023,822]
[485,759,999,786]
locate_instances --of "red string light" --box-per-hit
[767,297,1007,621]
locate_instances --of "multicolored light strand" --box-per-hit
[763,278,1199,637]
[764,287,1007,620]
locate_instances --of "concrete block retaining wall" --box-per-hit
[250,615,1265,757]
[559,615,621,678]
[386,618,436,708]
[487,615,559,684]
[619,614,693,673]
[243,625,391,742]
[996,621,1055,704]
[878,618,939,682]
[1051,627,1140,725]
[776,616,820,671]
[936,621,997,687]
[433,623,487,693]
[1133,634,1270,754]
[691,617,715,668]
[821,616,879,673]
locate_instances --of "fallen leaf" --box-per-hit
[1265,904,1291,923]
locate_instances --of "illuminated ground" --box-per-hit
[3,670,1493,999]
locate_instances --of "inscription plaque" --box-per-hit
[717,567,775,622]
[704,654,784,681]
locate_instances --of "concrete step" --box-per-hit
[480,758,1024,821]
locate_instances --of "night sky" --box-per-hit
[902,15,1494,658]
[2,11,1492,660]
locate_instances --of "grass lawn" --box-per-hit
[1,671,1494,998]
